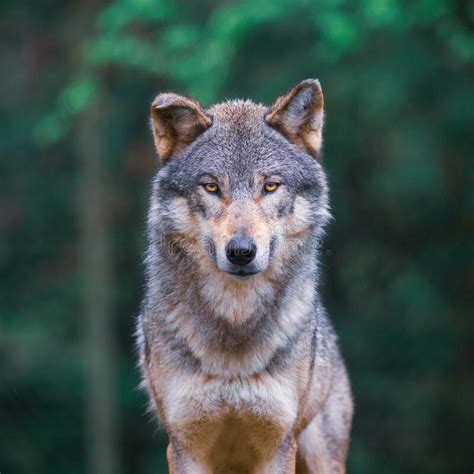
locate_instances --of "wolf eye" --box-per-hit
[203,183,219,194]
[263,182,279,193]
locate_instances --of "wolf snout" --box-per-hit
[225,236,257,266]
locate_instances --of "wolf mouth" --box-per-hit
[226,269,260,278]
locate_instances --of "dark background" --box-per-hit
[1,1,473,473]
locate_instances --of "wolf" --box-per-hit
[136,79,353,473]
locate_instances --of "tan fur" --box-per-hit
[265,79,324,156]
[147,337,307,471]
[151,93,212,160]
[143,265,351,472]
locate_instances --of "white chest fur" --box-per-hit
[162,368,300,433]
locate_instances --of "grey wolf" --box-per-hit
[136,79,353,473]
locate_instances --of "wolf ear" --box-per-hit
[150,93,212,161]
[265,79,324,156]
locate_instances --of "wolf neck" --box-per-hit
[150,243,320,377]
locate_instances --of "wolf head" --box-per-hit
[147,80,330,281]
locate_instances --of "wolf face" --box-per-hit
[148,80,330,282]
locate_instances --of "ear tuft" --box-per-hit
[150,93,212,161]
[265,79,324,156]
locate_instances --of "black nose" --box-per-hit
[226,237,257,266]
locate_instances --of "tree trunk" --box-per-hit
[77,94,119,474]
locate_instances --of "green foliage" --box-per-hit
[1,0,473,473]
[34,0,474,145]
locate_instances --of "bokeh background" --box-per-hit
[1,0,473,473]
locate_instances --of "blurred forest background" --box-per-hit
[1,0,473,473]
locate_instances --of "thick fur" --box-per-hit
[137,80,353,473]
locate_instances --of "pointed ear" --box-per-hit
[150,93,212,161]
[265,79,324,156]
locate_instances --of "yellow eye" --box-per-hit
[264,182,279,193]
[204,183,219,194]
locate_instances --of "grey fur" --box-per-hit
[137,80,353,473]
